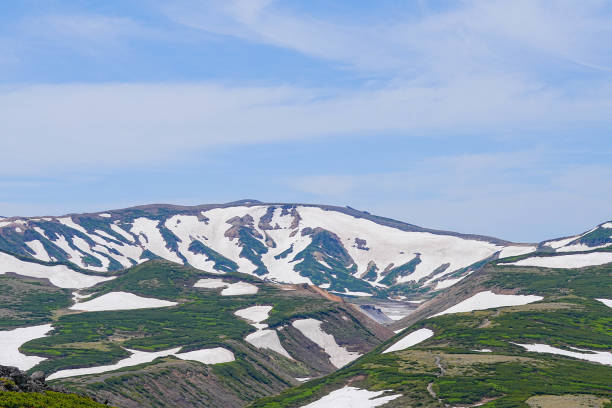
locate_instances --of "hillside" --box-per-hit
[0,201,537,298]
[252,249,612,407]
[1,203,611,407]
[0,260,391,408]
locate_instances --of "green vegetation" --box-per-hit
[0,391,112,408]
[0,275,72,329]
[238,228,269,276]
[18,261,337,376]
[379,255,421,286]
[575,227,612,247]
[252,262,612,407]
[485,262,612,298]
[293,229,373,293]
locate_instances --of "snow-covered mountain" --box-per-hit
[539,221,612,253]
[0,201,553,296]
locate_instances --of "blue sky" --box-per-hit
[1,0,611,242]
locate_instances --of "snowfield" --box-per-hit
[0,324,53,370]
[70,291,177,311]
[194,278,258,295]
[433,291,543,317]
[597,299,612,308]
[25,240,52,262]
[234,305,292,358]
[0,252,114,288]
[234,305,273,330]
[506,252,612,269]
[300,386,401,408]
[331,290,373,297]
[497,245,537,259]
[47,346,235,380]
[296,206,503,284]
[557,242,612,252]
[434,274,470,290]
[131,217,183,264]
[383,328,434,353]
[222,281,259,295]
[0,204,548,295]
[245,330,292,359]
[292,318,361,368]
[515,343,612,366]
[175,347,235,365]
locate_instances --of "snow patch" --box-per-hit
[25,240,51,262]
[70,292,177,312]
[0,324,53,371]
[557,242,612,252]
[110,223,135,242]
[234,305,292,358]
[175,347,235,365]
[434,273,471,290]
[193,278,258,295]
[94,229,116,241]
[245,330,292,359]
[47,346,235,380]
[0,252,114,288]
[383,328,434,353]
[131,218,182,263]
[498,245,537,258]
[433,291,543,317]
[507,252,612,269]
[57,217,87,234]
[331,290,373,297]
[99,213,111,218]
[300,386,401,408]
[234,305,272,330]
[596,299,612,308]
[292,318,361,368]
[515,343,612,366]
[543,236,579,249]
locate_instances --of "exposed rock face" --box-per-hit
[0,365,47,393]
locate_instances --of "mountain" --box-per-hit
[0,201,538,298]
[1,202,611,407]
[252,247,612,407]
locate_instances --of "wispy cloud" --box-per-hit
[2,77,611,174]
[163,0,612,76]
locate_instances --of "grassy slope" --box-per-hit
[251,261,612,408]
[0,275,72,329]
[8,260,388,407]
[0,391,113,408]
[22,261,338,374]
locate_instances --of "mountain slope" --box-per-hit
[0,260,392,408]
[252,252,612,407]
[0,201,535,297]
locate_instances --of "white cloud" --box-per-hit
[2,76,611,175]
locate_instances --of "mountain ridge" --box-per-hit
[1,201,609,299]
